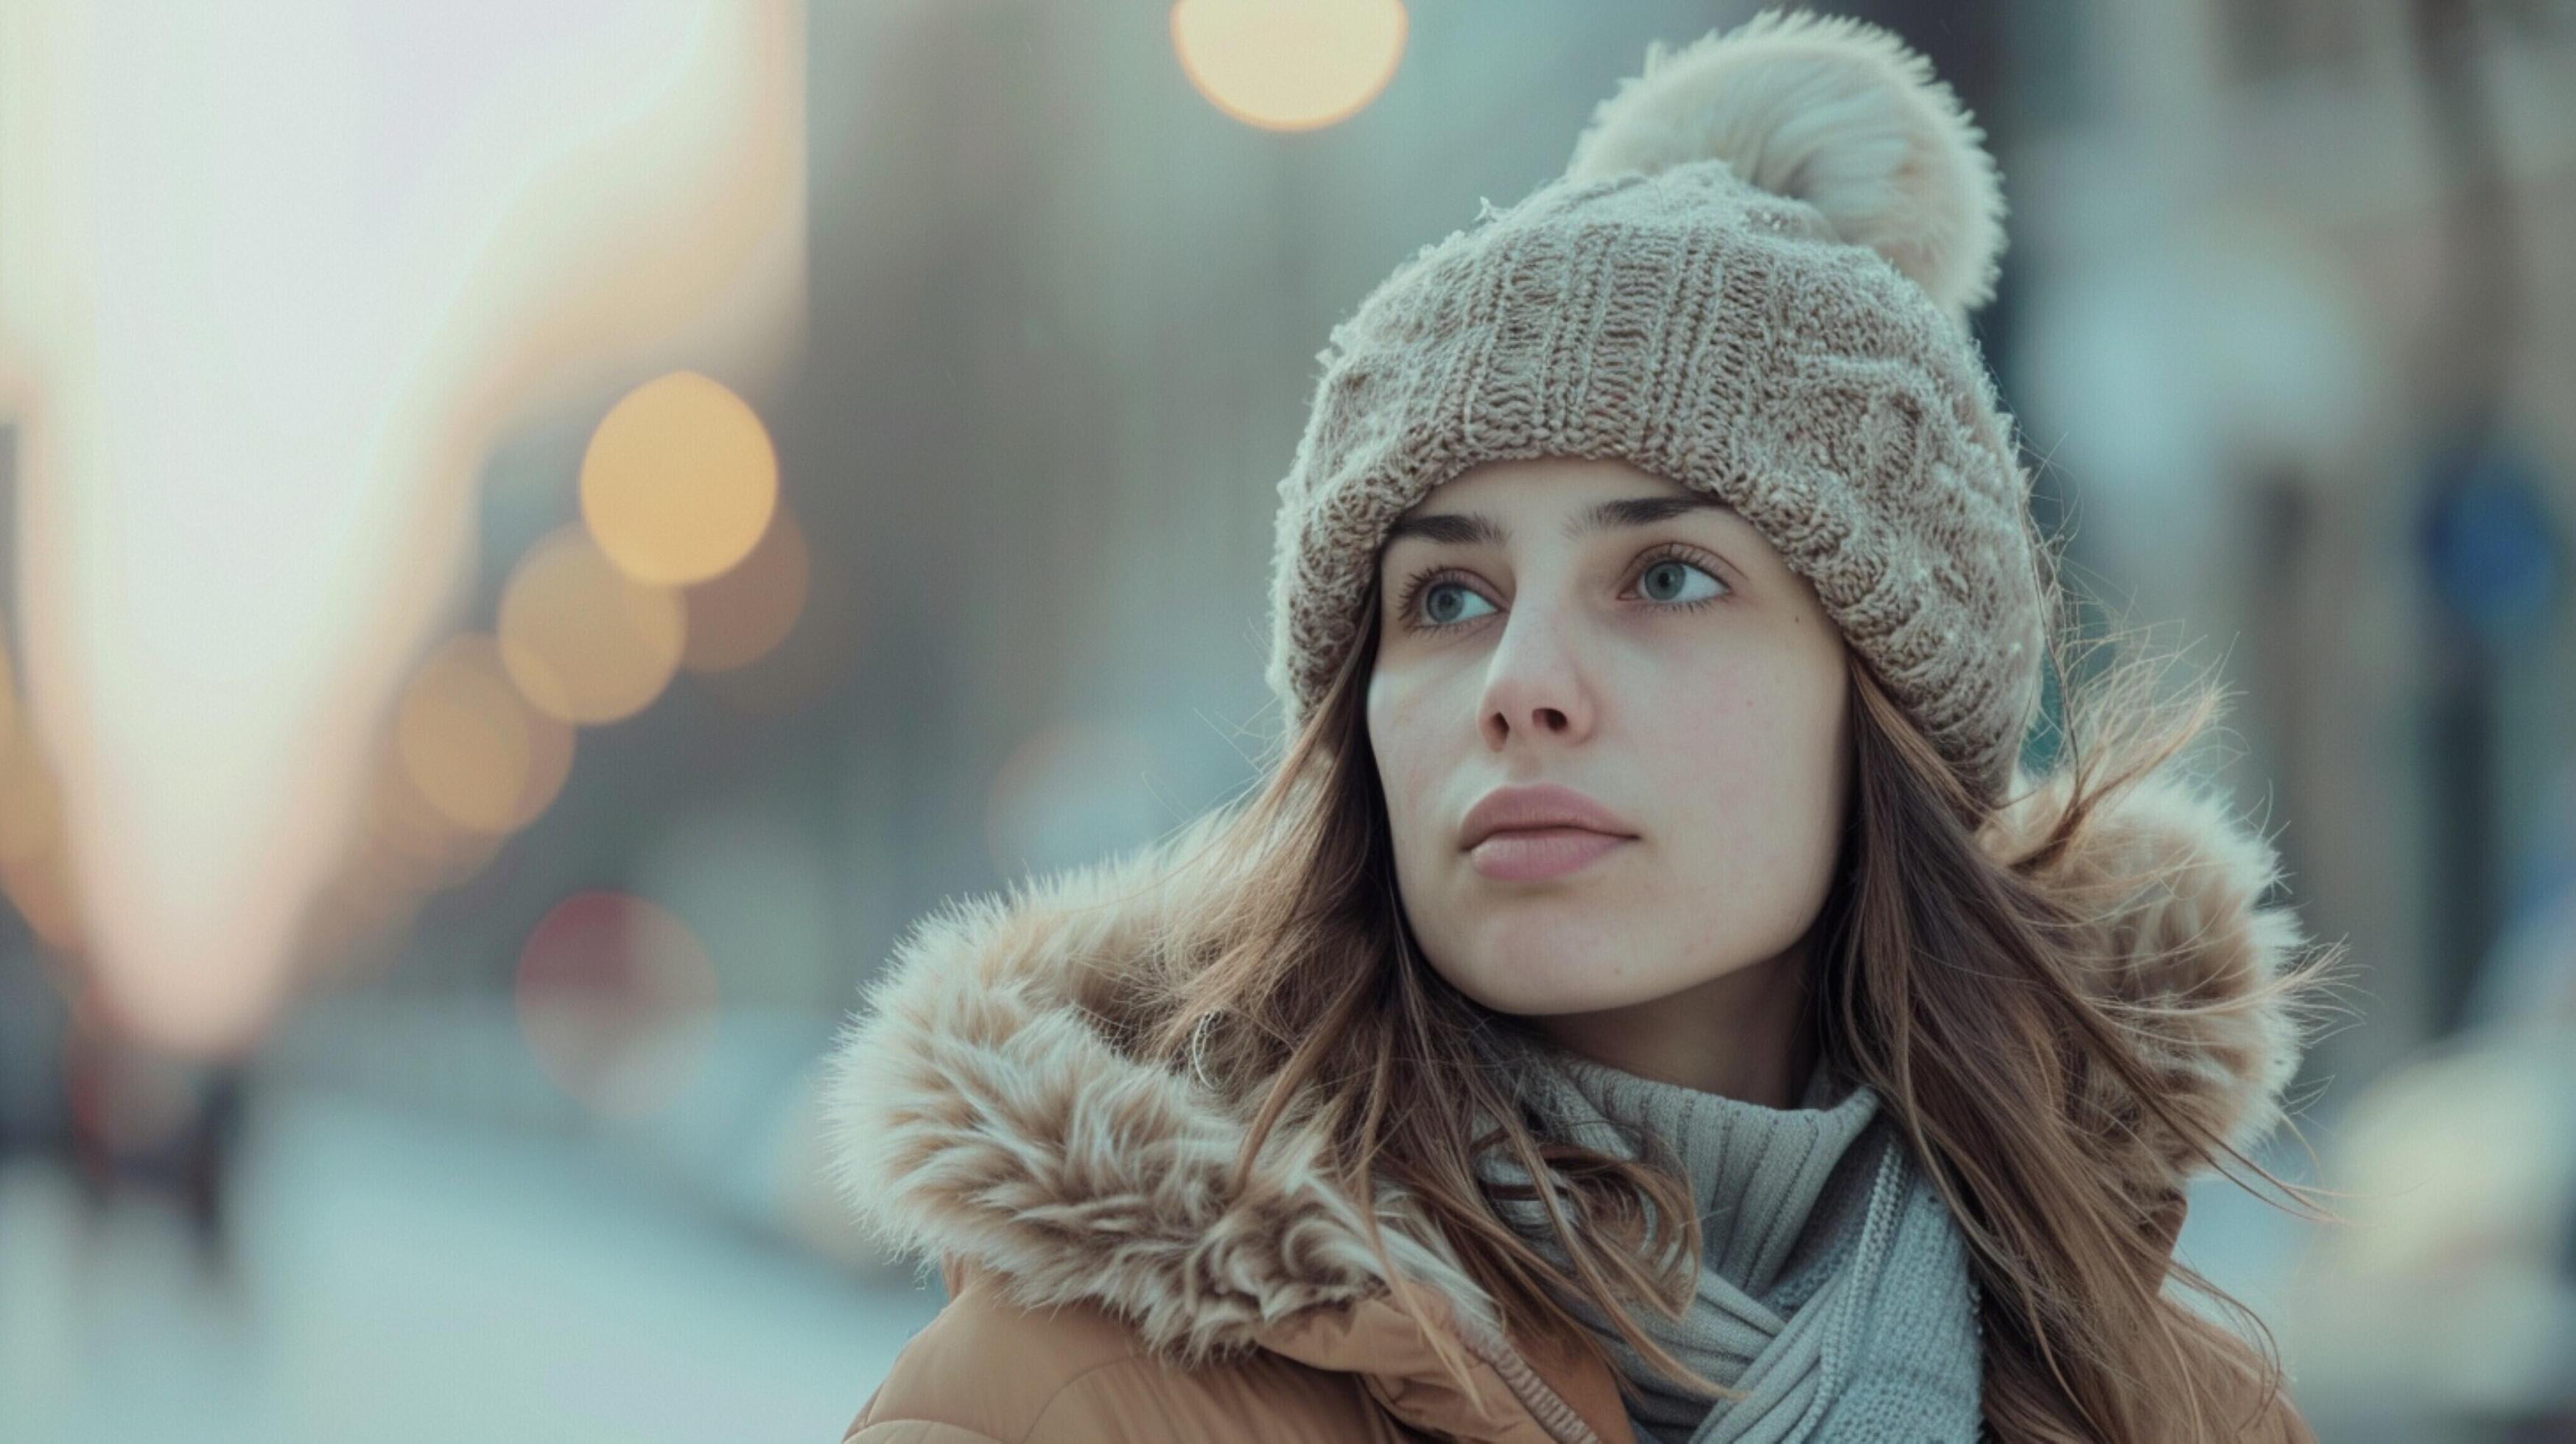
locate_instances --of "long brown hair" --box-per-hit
[1123,565,2349,1440]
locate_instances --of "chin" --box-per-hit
[1444,947,1677,1020]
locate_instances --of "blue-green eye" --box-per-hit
[1417,579,1498,628]
[1637,555,1726,605]
[1390,544,1733,634]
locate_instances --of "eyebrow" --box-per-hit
[1381,492,1737,550]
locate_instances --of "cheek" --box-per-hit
[1635,656,1845,888]
[1366,671,1439,840]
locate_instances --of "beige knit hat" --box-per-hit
[1265,10,2054,804]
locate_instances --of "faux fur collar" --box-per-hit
[819,800,1508,1367]
[821,765,2318,1376]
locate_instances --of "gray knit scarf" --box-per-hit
[1473,1031,1986,1443]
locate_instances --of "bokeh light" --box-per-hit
[1170,0,1407,133]
[580,371,780,586]
[358,743,513,894]
[499,528,687,725]
[516,891,720,1118]
[681,503,810,673]
[395,634,577,835]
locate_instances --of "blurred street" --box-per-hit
[0,1002,942,1443]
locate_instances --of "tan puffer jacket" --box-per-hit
[822,771,2322,1442]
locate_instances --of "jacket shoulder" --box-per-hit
[842,1264,1143,1442]
[843,1265,1405,1443]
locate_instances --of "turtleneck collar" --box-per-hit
[1494,1026,1895,1300]
[1496,1034,1884,1302]
[1474,1027,1984,1444]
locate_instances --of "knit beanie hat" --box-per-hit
[1264,10,2053,805]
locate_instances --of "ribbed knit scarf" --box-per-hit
[1473,1034,1985,1443]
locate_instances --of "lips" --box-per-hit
[1458,782,1638,852]
[1467,827,1630,883]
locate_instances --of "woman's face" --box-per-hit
[1366,456,1851,1031]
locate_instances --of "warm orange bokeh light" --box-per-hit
[681,504,810,673]
[499,528,687,725]
[395,634,576,834]
[580,371,780,586]
[359,743,510,893]
[1171,0,1407,133]
[516,890,719,1118]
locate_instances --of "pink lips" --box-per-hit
[1468,827,1630,882]
[1459,782,1637,883]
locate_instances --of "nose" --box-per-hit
[1478,605,1596,751]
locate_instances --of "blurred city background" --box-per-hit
[0,1,2569,1440]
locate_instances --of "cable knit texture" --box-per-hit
[1266,11,2047,803]
[1478,1034,1983,1443]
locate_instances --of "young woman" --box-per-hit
[827,13,2342,1442]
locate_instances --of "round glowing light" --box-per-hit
[395,634,576,834]
[681,505,810,673]
[580,371,780,586]
[516,890,719,1118]
[499,528,686,725]
[1171,0,1407,133]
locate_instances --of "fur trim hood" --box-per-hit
[1987,764,2325,1210]
[821,765,2320,1404]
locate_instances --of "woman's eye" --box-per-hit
[1400,553,1727,631]
[1419,581,1496,627]
[1636,557,1726,604]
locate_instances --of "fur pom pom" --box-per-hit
[1565,10,2008,326]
